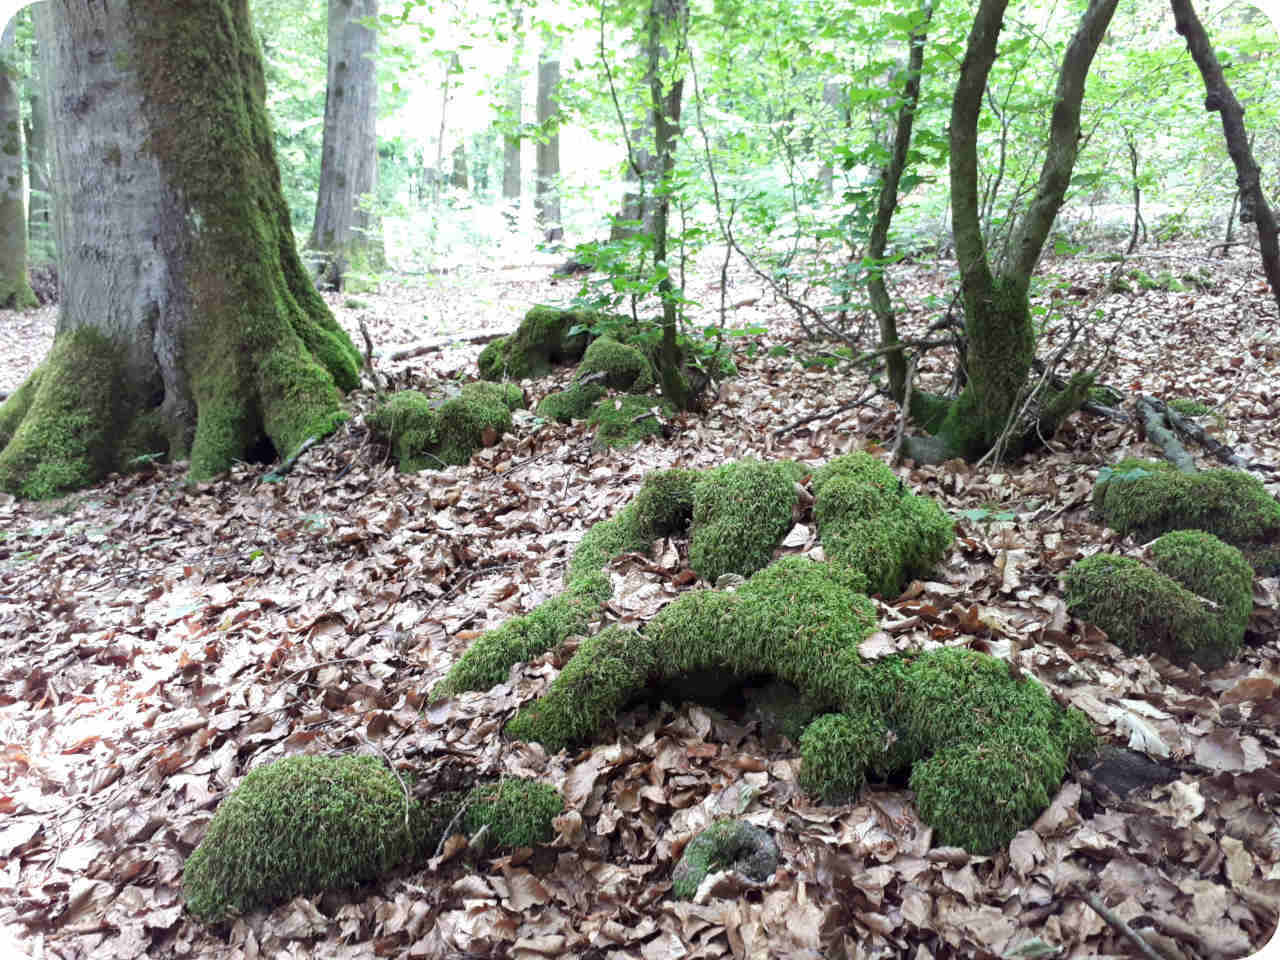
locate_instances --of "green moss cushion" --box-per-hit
[183,755,424,922]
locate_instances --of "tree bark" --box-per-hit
[23,5,53,264]
[934,0,1117,461]
[534,37,562,243]
[501,5,524,211]
[1169,0,1280,316]
[0,0,362,500]
[450,141,469,190]
[308,0,382,291]
[867,3,933,411]
[816,81,846,198]
[0,20,35,309]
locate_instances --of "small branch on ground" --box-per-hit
[1135,395,1198,473]
[1071,883,1166,960]
[772,387,881,441]
[389,329,512,362]
[261,435,319,485]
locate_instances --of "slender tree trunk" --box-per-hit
[534,37,562,243]
[868,3,933,410]
[0,0,361,500]
[1170,0,1280,315]
[934,0,1118,461]
[816,81,845,198]
[0,21,35,309]
[646,0,690,411]
[308,0,382,291]
[24,6,53,264]
[501,7,524,215]
[450,141,469,190]
[1124,131,1143,254]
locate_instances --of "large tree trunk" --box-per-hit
[1169,0,1280,316]
[534,37,562,243]
[308,0,382,291]
[23,6,54,265]
[929,0,1117,461]
[0,0,361,500]
[0,21,35,309]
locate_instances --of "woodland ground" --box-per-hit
[0,239,1278,960]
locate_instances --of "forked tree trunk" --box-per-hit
[534,37,562,243]
[308,0,382,291]
[1170,0,1280,315]
[0,21,35,309]
[929,0,1118,461]
[0,0,361,499]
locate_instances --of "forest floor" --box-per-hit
[0,239,1278,960]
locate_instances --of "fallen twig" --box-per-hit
[772,387,881,441]
[1071,883,1166,960]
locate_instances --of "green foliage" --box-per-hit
[1166,397,1214,417]
[183,755,423,922]
[1064,530,1253,669]
[462,778,563,849]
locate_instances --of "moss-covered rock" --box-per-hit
[478,305,613,381]
[578,336,655,392]
[431,570,611,701]
[1093,458,1280,572]
[671,819,779,899]
[462,778,563,849]
[182,755,424,922]
[367,381,524,471]
[813,452,955,596]
[688,460,807,583]
[588,395,675,449]
[1063,530,1253,669]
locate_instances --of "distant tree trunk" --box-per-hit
[612,129,655,241]
[501,6,524,216]
[433,53,461,207]
[0,21,35,309]
[869,3,932,410]
[308,0,382,291]
[816,81,846,198]
[534,37,562,243]
[0,0,361,500]
[1170,0,1280,315]
[24,6,53,264]
[450,142,469,190]
[923,0,1117,462]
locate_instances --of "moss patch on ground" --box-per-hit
[814,452,955,596]
[688,460,807,583]
[588,395,676,449]
[536,381,607,423]
[367,381,524,471]
[183,755,424,922]
[671,819,779,899]
[1093,458,1280,572]
[1063,530,1253,669]
[462,778,563,849]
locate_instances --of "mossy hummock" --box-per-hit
[589,395,676,449]
[182,755,425,922]
[367,381,524,471]
[1093,458,1280,572]
[671,819,779,899]
[1063,529,1254,669]
[462,777,563,849]
[478,305,611,381]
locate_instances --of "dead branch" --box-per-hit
[1135,395,1198,473]
[772,387,881,441]
[388,329,513,362]
[1071,883,1167,960]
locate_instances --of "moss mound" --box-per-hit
[589,395,676,449]
[536,381,607,423]
[183,755,423,922]
[671,819,779,899]
[478,305,613,381]
[462,778,563,849]
[367,381,524,471]
[1093,458,1280,572]
[798,712,891,803]
[813,452,955,596]
[578,336,654,391]
[688,460,807,583]
[1063,530,1253,669]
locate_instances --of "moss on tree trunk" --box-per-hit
[0,0,361,498]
